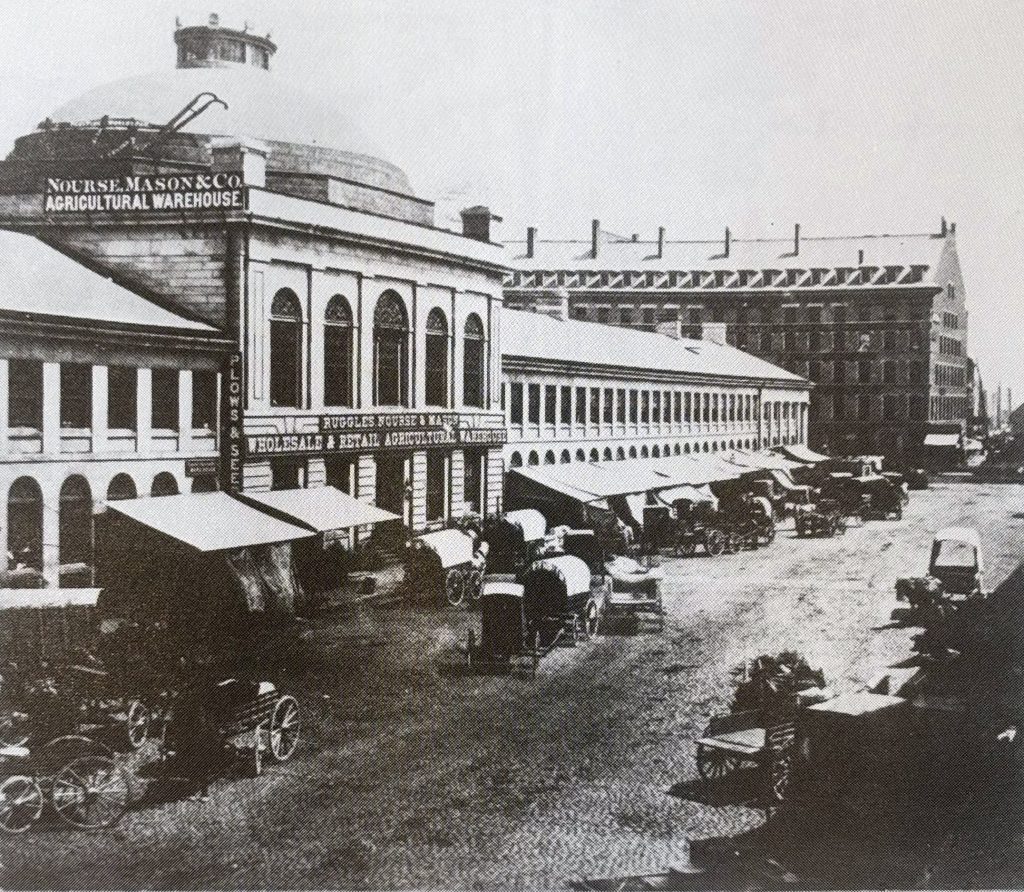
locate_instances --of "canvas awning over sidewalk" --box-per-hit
[237,486,399,533]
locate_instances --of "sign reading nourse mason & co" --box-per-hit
[243,412,507,458]
[43,173,246,214]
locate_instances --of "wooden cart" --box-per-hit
[603,557,665,631]
[406,528,485,607]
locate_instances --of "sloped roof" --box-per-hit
[502,308,806,384]
[506,231,949,283]
[0,231,216,331]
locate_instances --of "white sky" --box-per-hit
[0,0,1021,400]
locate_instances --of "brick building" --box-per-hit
[0,16,506,548]
[504,222,970,460]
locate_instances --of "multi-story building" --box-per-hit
[504,221,969,459]
[0,16,507,540]
[501,305,810,470]
[0,231,230,586]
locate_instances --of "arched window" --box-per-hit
[374,292,409,407]
[684,443,691,454]
[712,441,718,452]
[59,476,93,586]
[589,449,600,462]
[270,289,303,408]
[628,446,637,458]
[425,308,449,407]
[151,472,179,497]
[616,447,625,460]
[509,452,522,468]
[640,445,649,458]
[674,444,681,455]
[544,450,556,465]
[603,447,613,461]
[652,445,661,458]
[8,477,43,574]
[106,474,137,503]
[703,442,710,453]
[324,295,354,408]
[463,314,486,408]
[576,449,586,462]
[561,450,571,464]
[527,450,540,466]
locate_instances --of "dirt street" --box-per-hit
[3,481,1023,890]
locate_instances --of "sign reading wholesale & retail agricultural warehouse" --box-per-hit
[43,173,246,214]
[244,412,505,457]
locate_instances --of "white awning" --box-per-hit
[417,529,476,568]
[237,486,399,533]
[0,589,101,610]
[502,508,547,542]
[777,444,830,464]
[924,432,961,447]
[656,484,715,505]
[109,492,312,552]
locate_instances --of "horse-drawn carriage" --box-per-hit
[794,497,846,538]
[603,556,665,631]
[480,509,547,575]
[405,528,486,607]
[467,555,604,675]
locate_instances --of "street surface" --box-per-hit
[3,481,1023,890]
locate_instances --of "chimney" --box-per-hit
[858,248,864,265]
[461,206,502,242]
[724,227,731,257]
[940,217,948,237]
[794,223,801,256]
[949,221,956,235]
[657,226,665,259]
[525,226,536,258]
[591,219,600,259]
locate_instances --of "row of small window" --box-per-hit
[505,383,760,427]
[739,327,925,354]
[942,312,961,330]
[934,364,967,387]
[269,289,486,410]
[810,393,928,422]
[7,360,216,432]
[805,359,927,385]
[508,435,798,468]
[930,395,970,422]
[570,301,931,327]
[938,335,964,357]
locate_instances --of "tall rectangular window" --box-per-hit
[192,370,217,429]
[152,368,179,431]
[617,389,626,423]
[629,389,638,423]
[509,383,523,424]
[652,390,661,423]
[684,391,692,422]
[663,390,672,422]
[9,359,42,429]
[858,361,871,384]
[560,386,572,424]
[426,450,446,521]
[576,387,587,424]
[463,449,483,514]
[673,391,682,423]
[108,366,137,430]
[544,385,557,424]
[858,394,871,420]
[641,391,650,423]
[603,388,613,424]
[527,384,540,424]
[589,387,600,424]
[60,363,92,429]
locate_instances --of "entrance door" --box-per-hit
[376,453,409,522]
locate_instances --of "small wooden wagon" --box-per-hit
[603,557,665,631]
[481,509,547,575]
[407,528,484,607]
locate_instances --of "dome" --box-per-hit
[48,66,414,195]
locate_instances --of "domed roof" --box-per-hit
[50,66,404,184]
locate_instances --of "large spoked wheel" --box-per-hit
[0,712,30,748]
[51,755,131,829]
[466,568,484,604]
[705,530,726,557]
[268,695,300,762]
[583,599,600,639]
[445,570,466,608]
[675,536,697,558]
[0,775,44,834]
[123,700,150,751]
[696,745,741,781]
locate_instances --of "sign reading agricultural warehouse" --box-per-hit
[244,411,506,456]
[43,173,246,214]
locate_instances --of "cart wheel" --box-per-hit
[51,755,131,829]
[705,530,726,557]
[0,712,30,749]
[696,745,741,781]
[445,570,466,607]
[0,775,44,834]
[123,700,150,751]
[584,599,600,639]
[467,569,484,604]
[268,695,300,762]
[676,538,696,558]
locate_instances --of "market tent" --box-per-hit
[776,444,830,464]
[109,492,312,551]
[655,484,717,505]
[502,508,547,542]
[417,529,476,568]
[770,468,800,491]
[647,454,745,485]
[510,462,669,502]
[237,486,399,533]
[726,449,802,472]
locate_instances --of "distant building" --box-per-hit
[500,306,810,470]
[504,221,970,461]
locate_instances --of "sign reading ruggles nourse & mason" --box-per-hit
[243,412,506,457]
[43,172,246,214]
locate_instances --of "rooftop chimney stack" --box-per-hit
[724,227,731,258]
[460,206,502,242]
[940,217,948,237]
[794,223,801,256]
[657,226,665,259]
[525,226,536,259]
[591,219,600,259]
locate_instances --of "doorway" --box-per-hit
[375,453,409,523]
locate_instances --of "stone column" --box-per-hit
[178,370,193,453]
[450,449,465,518]
[42,479,59,587]
[410,450,427,531]
[0,359,9,455]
